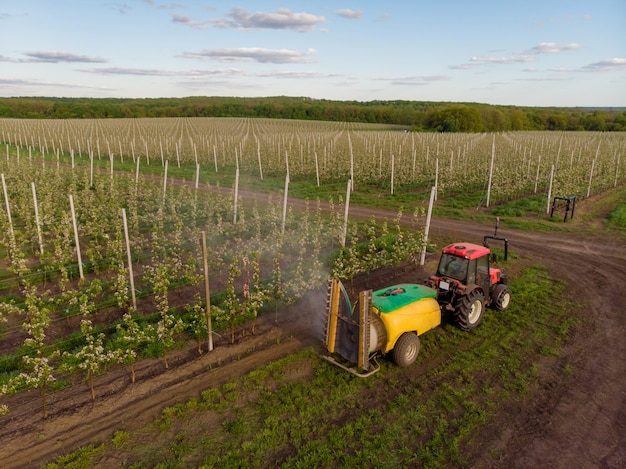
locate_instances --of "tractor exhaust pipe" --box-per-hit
[484,217,508,261]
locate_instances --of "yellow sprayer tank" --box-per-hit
[369,284,441,354]
[324,279,442,376]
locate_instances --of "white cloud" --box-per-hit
[91,67,172,76]
[179,48,317,64]
[0,55,21,63]
[27,51,108,63]
[0,51,107,63]
[171,14,210,29]
[185,68,243,77]
[470,55,535,64]
[454,42,582,70]
[81,67,243,77]
[209,7,325,32]
[527,42,582,54]
[156,2,186,9]
[255,71,324,79]
[546,67,575,72]
[336,9,363,19]
[449,63,481,70]
[516,76,571,82]
[581,58,626,72]
[377,75,450,86]
[0,77,107,89]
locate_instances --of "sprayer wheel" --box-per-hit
[393,332,420,367]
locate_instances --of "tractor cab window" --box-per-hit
[476,254,490,290]
[438,254,468,282]
[467,259,476,284]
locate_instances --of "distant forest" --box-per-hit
[1,96,625,132]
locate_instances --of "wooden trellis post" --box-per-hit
[201,231,213,352]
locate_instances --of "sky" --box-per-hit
[1,0,625,107]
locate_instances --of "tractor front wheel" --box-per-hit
[455,291,485,331]
[492,284,512,311]
[393,332,420,367]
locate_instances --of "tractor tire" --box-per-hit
[492,284,512,311]
[393,332,420,367]
[454,291,485,331]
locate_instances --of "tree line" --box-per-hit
[0,96,624,132]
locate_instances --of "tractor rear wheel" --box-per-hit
[455,291,485,331]
[492,284,512,311]
[393,332,420,367]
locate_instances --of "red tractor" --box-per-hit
[427,229,511,331]
[322,219,512,376]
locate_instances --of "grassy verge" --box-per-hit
[607,186,626,229]
[608,204,626,229]
[47,264,579,468]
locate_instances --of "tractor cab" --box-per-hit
[435,243,493,297]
